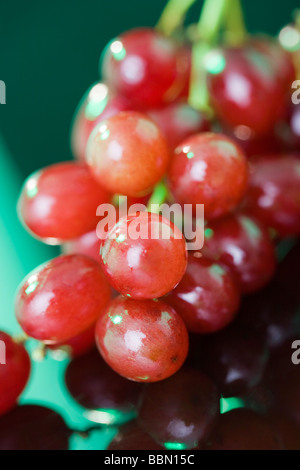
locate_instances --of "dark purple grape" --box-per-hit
[0,405,71,450]
[108,421,164,450]
[204,408,282,450]
[267,341,300,427]
[199,324,269,397]
[65,348,143,424]
[267,411,300,450]
[137,366,220,449]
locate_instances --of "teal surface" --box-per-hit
[0,136,116,449]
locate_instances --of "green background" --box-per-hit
[0,0,299,450]
[0,0,300,178]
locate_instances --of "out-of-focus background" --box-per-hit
[1,0,300,177]
[0,0,299,450]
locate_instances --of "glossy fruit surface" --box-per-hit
[138,367,220,449]
[244,155,300,237]
[86,111,170,197]
[204,408,281,450]
[71,82,131,161]
[15,254,111,343]
[65,348,142,421]
[168,133,248,220]
[273,237,300,301]
[0,332,31,416]
[166,255,240,334]
[267,411,300,450]
[279,23,300,82]
[61,229,101,264]
[95,296,189,383]
[148,102,210,151]
[108,421,164,450]
[202,213,276,293]
[268,341,300,427]
[47,324,97,358]
[0,405,71,450]
[289,103,300,150]
[241,380,275,414]
[229,127,288,159]
[251,36,296,88]
[206,42,293,135]
[61,203,124,261]
[200,324,268,397]
[100,212,187,299]
[101,28,189,108]
[18,162,110,243]
[236,247,300,351]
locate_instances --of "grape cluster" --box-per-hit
[1,0,300,450]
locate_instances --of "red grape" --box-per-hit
[17,162,110,243]
[290,103,300,151]
[86,111,170,197]
[206,42,293,135]
[250,36,296,88]
[244,155,300,237]
[15,254,111,343]
[148,102,210,151]
[71,82,132,162]
[95,296,189,382]
[61,229,101,264]
[100,212,187,299]
[47,324,97,358]
[0,332,31,417]
[101,28,190,109]
[168,133,248,220]
[202,213,276,293]
[229,127,288,159]
[166,255,240,334]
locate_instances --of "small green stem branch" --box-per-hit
[31,342,47,362]
[189,0,230,111]
[223,0,248,46]
[147,182,168,213]
[294,9,300,29]
[156,0,197,35]
[13,332,29,344]
[188,41,212,112]
[197,0,230,44]
[189,0,247,110]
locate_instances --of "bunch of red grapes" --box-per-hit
[1,1,300,450]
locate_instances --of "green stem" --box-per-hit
[189,0,230,111]
[294,9,300,29]
[197,0,230,43]
[31,342,47,362]
[112,194,127,207]
[188,41,212,112]
[147,182,168,213]
[156,0,197,35]
[223,0,247,46]
[13,332,29,345]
